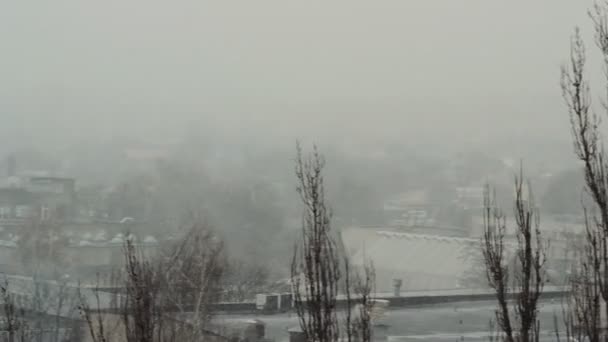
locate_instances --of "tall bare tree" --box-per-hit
[482,184,513,340]
[561,3,608,340]
[291,143,341,342]
[291,143,375,342]
[121,238,163,342]
[482,169,546,342]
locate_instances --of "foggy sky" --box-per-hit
[0,0,595,152]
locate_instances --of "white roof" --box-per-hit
[344,228,481,291]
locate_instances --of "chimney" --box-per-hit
[6,154,16,177]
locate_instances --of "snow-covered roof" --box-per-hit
[0,240,17,247]
[343,227,483,292]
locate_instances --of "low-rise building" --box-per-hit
[0,176,76,225]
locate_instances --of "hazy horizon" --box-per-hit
[0,0,597,154]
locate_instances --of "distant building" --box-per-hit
[455,186,484,207]
[0,176,76,225]
[0,187,35,219]
[383,190,434,227]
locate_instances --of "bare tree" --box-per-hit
[121,238,162,342]
[291,143,376,342]
[482,185,513,340]
[0,275,81,342]
[159,222,225,337]
[291,143,341,342]
[78,275,116,342]
[342,256,375,342]
[563,211,604,342]
[482,170,546,342]
[560,3,608,339]
[78,223,226,342]
[0,279,30,342]
[223,260,270,302]
[350,260,375,342]
[79,240,169,342]
[29,276,80,342]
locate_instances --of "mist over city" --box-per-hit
[0,1,605,341]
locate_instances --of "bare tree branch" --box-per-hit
[481,167,546,342]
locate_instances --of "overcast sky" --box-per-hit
[0,0,596,152]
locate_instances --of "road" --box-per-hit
[216,300,569,341]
